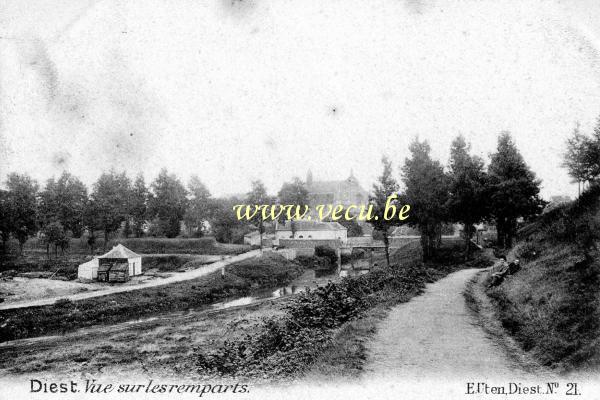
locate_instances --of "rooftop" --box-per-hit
[276,220,347,232]
[98,244,141,259]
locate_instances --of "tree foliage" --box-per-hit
[40,221,70,257]
[246,180,273,248]
[211,196,245,244]
[277,177,309,208]
[4,174,39,253]
[563,121,600,190]
[129,174,148,238]
[90,171,131,246]
[401,139,449,260]
[147,169,188,238]
[446,135,488,258]
[488,132,544,247]
[38,172,88,237]
[183,175,214,237]
[369,155,400,267]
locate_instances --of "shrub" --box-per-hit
[314,245,338,266]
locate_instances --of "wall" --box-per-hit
[276,230,346,242]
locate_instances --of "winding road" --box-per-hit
[363,268,532,380]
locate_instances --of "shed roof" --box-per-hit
[99,244,140,259]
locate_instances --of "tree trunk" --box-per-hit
[383,231,390,268]
[104,230,109,250]
[464,223,471,261]
[259,219,264,253]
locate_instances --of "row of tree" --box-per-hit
[370,132,545,265]
[0,165,327,255]
[0,169,194,254]
[0,131,544,260]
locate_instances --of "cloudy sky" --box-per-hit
[1,0,600,198]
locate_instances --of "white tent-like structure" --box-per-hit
[77,244,143,280]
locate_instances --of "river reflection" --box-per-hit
[211,285,306,310]
[339,269,369,278]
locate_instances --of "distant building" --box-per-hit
[306,169,369,211]
[275,220,348,243]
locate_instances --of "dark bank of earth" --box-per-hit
[474,184,600,372]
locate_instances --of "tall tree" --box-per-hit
[246,179,273,250]
[563,121,600,194]
[369,155,400,268]
[38,172,88,237]
[129,174,148,237]
[211,196,245,244]
[83,197,101,255]
[147,168,188,238]
[40,221,69,258]
[488,132,544,248]
[446,135,488,260]
[90,171,131,248]
[402,139,449,260]
[277,177,309,238]
[183,175,213,237]
[5,173,39,255]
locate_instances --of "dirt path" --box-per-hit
[363,268,539,380]
[0,250,260,311]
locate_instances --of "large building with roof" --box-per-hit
[305,169,369,210]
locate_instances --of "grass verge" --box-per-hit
[481,184,600,371]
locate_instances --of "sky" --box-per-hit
[1,0,600,199]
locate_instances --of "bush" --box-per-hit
[314,245,338,266]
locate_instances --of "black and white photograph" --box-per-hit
[1,1,600,399]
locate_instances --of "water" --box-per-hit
[339,269,369,278]
[210,285,305,310]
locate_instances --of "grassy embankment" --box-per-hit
[195,239,492,380]
[0,253,303,343]
[482,185,600,372]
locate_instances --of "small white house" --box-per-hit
[275,220,348,243]
[78,244,143,280]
